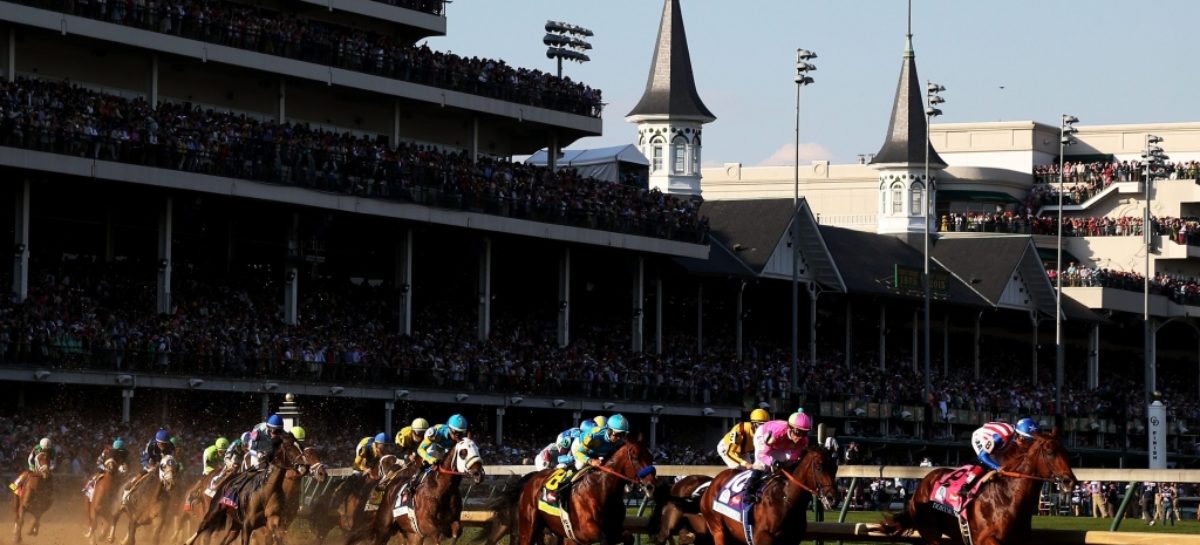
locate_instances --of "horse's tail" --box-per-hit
[877,500,916,537]
[475,472,536,545]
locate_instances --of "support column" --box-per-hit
[548,133,559,171]
[943,313,949,377]
[5,26,14,81]
[696,283,703,354]
[384,401,394,438]
[477,237,491,342]
[735,281,745,362]
[396,229,413,336]
[649,415,659,450]
[392,99,401,146]
[284,213,299,326]
[974,312,983,380]
[1146,320,1157,395]
[472,116,480,164]
[631,257,644,353]
[156,197,173,314]
[495,408,505,447]
[808,282,818,367]
[557,248,570,348]
[260,393,269,421]
[1031,315,1039,383]
[149,54,158,107]
[104,206,115,263]
[879,306,886,370]
[844,301,853,368]
[1088,323,1100,390]
[225,217,235,274]
[911,308,919,373]
[12,179,29,303]
[277,77,286,123]
[655,269,663,355]
[121,389,134,424]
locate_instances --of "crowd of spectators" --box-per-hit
[938,211,1200,245]
[1048,264,1200,306]
[1030,159,1200,207]
[0,77,705,242]
[16,0,596,116]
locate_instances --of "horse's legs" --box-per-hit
[13,505,23,545]
[28,512,40,535]
[654,504,683,545]
[705,520,725,545]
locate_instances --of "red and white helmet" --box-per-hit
[788,410,812,431]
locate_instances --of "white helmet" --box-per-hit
[39,437,51,450]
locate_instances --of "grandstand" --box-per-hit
[0,0,1196,477]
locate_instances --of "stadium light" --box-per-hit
[923,81,945,407]
[1142,134,1169,404]
[544,20,593,78]
[1054,114,1078,429]
[791,47,817,395]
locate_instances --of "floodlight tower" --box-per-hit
[544,20,593,78]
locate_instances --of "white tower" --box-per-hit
[871,34,946,244]
[625,0,715,199]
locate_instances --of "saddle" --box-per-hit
[537,466,591,516]
[931,465,988,519]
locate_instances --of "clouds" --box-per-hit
[757,142,833,166]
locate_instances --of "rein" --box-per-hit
[436,466,471,477]
[997,469,1053,482]
[592,464,640,485]
[778,467,818,495]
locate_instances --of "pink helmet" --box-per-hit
[788,410,812,431]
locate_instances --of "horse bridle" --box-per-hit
[997,437,1070,486]
[594,443,655,497]
[778,451,831,503]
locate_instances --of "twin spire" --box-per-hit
[626,0,714,123]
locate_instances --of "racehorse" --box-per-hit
[12,450,53,544]
[648,475,712,545]
[109,454,181,545]
[84,462,127,544]
[880,429,1077,545]
[699,446,839,545]
[346,438,484,545]
[184,435,319,545]
[276,444,327,543]
[480,440,656,545]
[303,455,397,545]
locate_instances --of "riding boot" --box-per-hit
[745,469,764,504]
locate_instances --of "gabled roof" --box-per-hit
[870,36,945,167]
[818,226,987,306]
[700,199,844,291]
[625,0,715,122]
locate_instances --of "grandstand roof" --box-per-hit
[526,145,648,167]
[700,199,844,291]
[625,0,715,122]
[870,35,945,167]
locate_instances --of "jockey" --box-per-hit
[203,437,230,476]
[140,429,175,471]
[354,433,389,474]
[394,418,430,464]
[206,434,249,498]
[970,419,1038,471]
[571,414,629,470]
[170,437,184,473]
[290,426,306,443]
[745,410,812,502]
[98,438,129,474]
[535,418,598,470]
[717,408,770,469]
[418,414,468,467]
[248,414,284,470]
[9,438,54,493]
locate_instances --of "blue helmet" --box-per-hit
[580,420,596,435]
[607,414,629,434]
[374,432,388,443]
[266,414,284,429]
[155,429,170,443]
[240,432,252,444]
[447,414,468,433]
[1015,418,1039,439]
[112,438,125,450]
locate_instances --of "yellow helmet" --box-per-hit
[290,426,306,441]
[749,409,770,423]
[411,418,430,434]
[593,416,607,427]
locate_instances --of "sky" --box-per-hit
[433,1,1200,166]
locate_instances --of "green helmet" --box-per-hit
[215,437,230,450]
[290,426,306,441]
[170,437,179,447]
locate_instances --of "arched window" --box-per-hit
[650,136,664,172]
[911,181,925,217]
[891,182,904,215]
[673,136,688,174]
[691,136,702,174]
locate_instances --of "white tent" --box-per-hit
[525,144,649,184]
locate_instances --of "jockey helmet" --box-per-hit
[170,437,179,447]
[788,409,812,431]
[290,426,306,441]
[374,432,388,443]
[39,437,51,450]
[448,414,468,433]
[240,432,252,444]
[411,418,430,434]
[155,429,171,443]
[580,421,596,435]
[593,416,607,428]
[112,439,125,450]
[266,414,284,429]
[749,409,770,423]
[607,414,630,435]
[215,437,230,450]
[1015,418,1040,439]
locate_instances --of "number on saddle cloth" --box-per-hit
[932,465,986,517]
[538,467,579,516]
[712,471,754,522]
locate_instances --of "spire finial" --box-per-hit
[904,0,914,58]
[907,0,912,37]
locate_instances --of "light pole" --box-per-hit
[1142,134,1168,404]
[923,81,944,405]
[544,20,593,78]
[792,48,816,394]
[1056,114,1078,428]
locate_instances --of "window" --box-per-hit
[692,144,700,174]
[891,182,904,215]
[651,137,664,172]
[911,182,924,216]
[673,137,687,174]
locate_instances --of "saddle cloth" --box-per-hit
[931,465,987,519]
